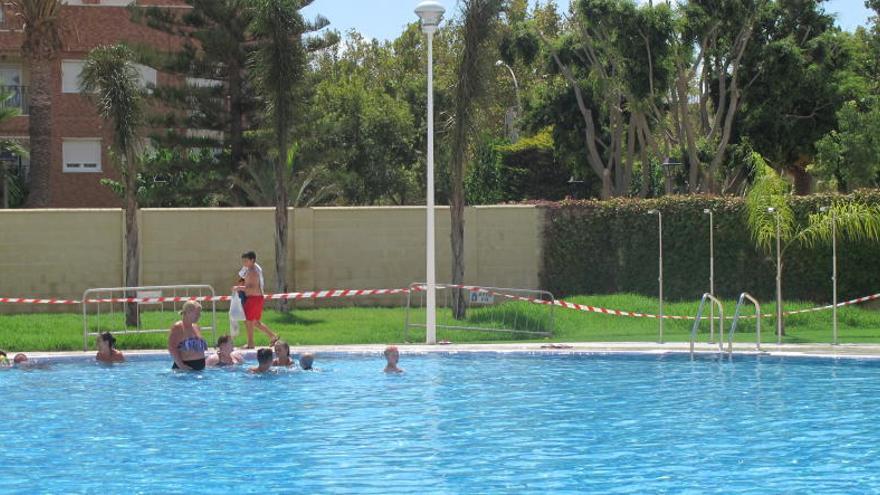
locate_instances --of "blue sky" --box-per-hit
[302,0,874,42]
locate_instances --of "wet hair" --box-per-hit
[299,353,314,370]
[13,353,27,364]
[274,339,290,356]
[257,348,273,364]
[384,346,399,358]
[217,335,232,348]
[100,332,117,349]
[241,251,257,261]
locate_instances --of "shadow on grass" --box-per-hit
[268,311,326,326]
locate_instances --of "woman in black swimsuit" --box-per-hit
[168,301,208,371]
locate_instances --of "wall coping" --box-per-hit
[0,205,540,214]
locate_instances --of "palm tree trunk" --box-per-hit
[229,62,244,167]
[274,129,289,314]
[450,158,466,320]
[124,158,140,327]
[24,59,53,207]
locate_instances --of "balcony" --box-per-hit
[0,85,27,114]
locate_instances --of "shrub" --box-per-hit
[541,191,880,302]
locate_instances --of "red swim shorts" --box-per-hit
[243,295,265,321]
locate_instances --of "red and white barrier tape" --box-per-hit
[0,287,411,305]
[418,285,880,321]
[2,286,879,322]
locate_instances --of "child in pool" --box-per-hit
[96,332,125,363]
[299,353,315,371]
[206,335,244,367]
[249,348,274,374]
[383,346,403,373]
[272,339,294,367]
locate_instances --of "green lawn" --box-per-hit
[1,293,879,352]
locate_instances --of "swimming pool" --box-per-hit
[1,352,879,493]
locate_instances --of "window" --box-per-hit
[62,60,85,93]
[62,138,102,173]
[136,64,157,89]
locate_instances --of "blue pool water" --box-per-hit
[1,352,880,493]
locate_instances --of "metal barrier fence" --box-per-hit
[82,285,216,351]
[404,283,555,341]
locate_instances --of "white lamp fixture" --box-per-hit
[415,1,445,33]
[415,1,445,344]
[648,209,663,343]
[767,207,782,344]
[820,206,838,344]
[703,208,715,341]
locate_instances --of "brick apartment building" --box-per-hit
[0,0,188,207]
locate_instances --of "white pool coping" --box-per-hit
[19,341,880,363]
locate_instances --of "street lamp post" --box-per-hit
[704,208,715,342]
[415,1,445,345]
[768,207,782,345]
[648,209,664,343]
[495,60,521,142]
[495,60,522,114]
[821,206,838,345]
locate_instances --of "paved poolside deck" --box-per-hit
[24,341,880,361]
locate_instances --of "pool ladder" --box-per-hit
[728,292,762,352]
[690,292,763,358]
[690,293,724,356]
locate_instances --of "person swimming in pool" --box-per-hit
[249,348,274,374]
[206,335,244,367]
[96,332,125,363]
[272,339,294,367]
[299,353,315,371]
[168,300,208,371]
[0,350,9,368]
[383,346,403,373]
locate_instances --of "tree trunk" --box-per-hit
[601,168,613,199]
[787,158,813,195]
[24,59,53,207]
[228,62,244,167]
[450,163,466,321]
[274,129,290,314]
[124,157,140,327]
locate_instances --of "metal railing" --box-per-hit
[0,85,28,114]
[82,284,216,351]
[728,292,762,353]
[690,293,724,356]
[404,283,555,341]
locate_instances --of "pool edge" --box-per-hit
[20,342,880,364]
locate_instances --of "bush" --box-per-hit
[541,191,880,302]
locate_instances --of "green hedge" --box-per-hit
[541,191,880,302]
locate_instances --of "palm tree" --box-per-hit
[9,0,62,207]
[449,0,504,319]
[80,44,145,326]
[248,0,335,312]
[746,152,880,337]
[232,144,339,207]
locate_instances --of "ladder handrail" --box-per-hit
[690,293,723,356]
[728,292,761,353]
